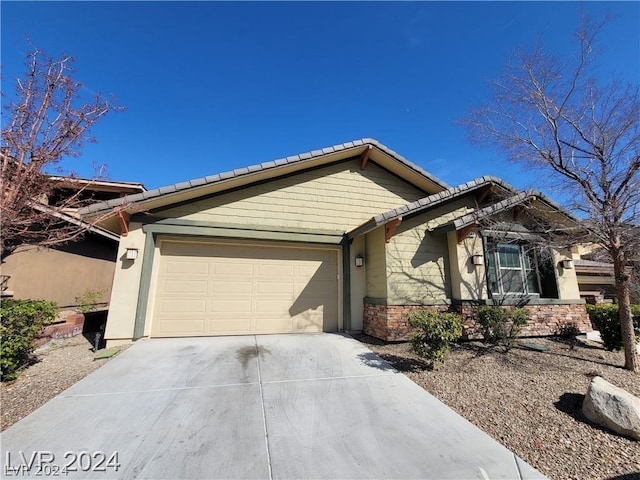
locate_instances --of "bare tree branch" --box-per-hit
[1,45,123,259]
[460,15,640,371]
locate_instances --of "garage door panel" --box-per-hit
[151,242,338,337]
[213,262,254,276]
[165,260,210,275]
[212,281,253,295]
[207,317,251,334]
[155,318,206,335]
[296,263,333,278]
[163,280,208,294]
[256,281,295,295]
[209,299,253,314]
[159,298,207,314]
[256,263,296,277]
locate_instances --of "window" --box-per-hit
[486,242,540,295]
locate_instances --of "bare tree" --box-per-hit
[1,45,121,260]
[462,17,640,371]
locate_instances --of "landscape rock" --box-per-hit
[582,376,640,441]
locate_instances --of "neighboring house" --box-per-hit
[79,139,592,347]
[570,243,637,304]
[1,178,146,310]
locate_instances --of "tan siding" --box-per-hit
[365,227,387,298]
[386,215,451,304]
[423,198,476,231]
[157,160,426,231]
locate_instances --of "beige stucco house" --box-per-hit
[80,139,591,347]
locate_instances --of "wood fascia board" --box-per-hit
[131,215,345,237]
[385,217,402,243]
[116,210,130,237]
[142,223,344,244]
[360,145,372,170]
[457,222,478,244]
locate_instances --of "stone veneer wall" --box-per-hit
[363,301,592,342]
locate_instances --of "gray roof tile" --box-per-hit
[78,138,453,217]
[189,178,207,187]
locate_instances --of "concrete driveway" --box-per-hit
[1,334,544,479]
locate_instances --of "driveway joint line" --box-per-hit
[513,453,524,480]
[57,382,259,398]
[255,335,273,480]
[261,371,397,385]
[57,372,398,399]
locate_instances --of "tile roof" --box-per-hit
[347,176,517,238]
[79,138,450,216]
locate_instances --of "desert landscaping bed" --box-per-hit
[356,334,639,480]
[1,335,122,431]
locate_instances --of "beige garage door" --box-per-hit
[151,241,339,337]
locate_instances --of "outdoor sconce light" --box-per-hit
[471,254,484,266]
[560,259,574,269]
[125,247,139,260]
[355,254,364,267]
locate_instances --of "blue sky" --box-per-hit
[2,1,639,195]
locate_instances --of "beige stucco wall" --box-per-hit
[157,160,426,232]
[1,239,116,308]
[104,223,146,342]
[447,231,488,301]
[365,227,387,299]
[386,215,451,305]
[553,249,581,299]
[349,235,366,331]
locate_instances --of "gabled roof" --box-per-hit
[79,138,450,218]
[431,189,579,234]
[31,203,120,242]
[347,176,516,239]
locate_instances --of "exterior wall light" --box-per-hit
[560,259,574,269]
[125,247,139,260]
[355,254,364,267]
[471,254,484,266]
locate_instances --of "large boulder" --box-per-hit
[582,376,640,440]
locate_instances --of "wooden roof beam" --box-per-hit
[116,210,130,237]
[360,145,373,170]
[457,222,478,244]
[475,185,493,205]
[513,197,536,220]
[385,217,402,243]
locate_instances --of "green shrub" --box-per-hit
[586,304,640,351]
[74,288,107,314]
[0,299,58,381]
[407,310,463,364]
[477,306,530,351]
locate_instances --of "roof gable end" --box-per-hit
[79,138,450,218]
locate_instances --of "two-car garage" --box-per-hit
[149,240,340,337]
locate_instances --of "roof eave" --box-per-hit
[79,138,450,219]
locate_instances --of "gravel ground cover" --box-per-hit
[355,334,640,480]
[1,335,123,431]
